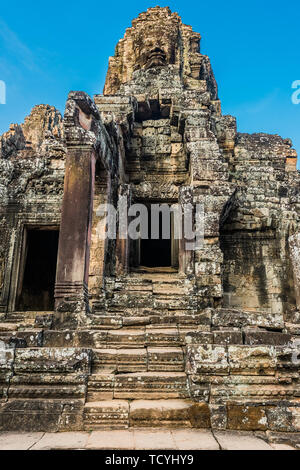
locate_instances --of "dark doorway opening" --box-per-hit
[140,209,172,268]
[140,237,171,268]
[17,229,59,311]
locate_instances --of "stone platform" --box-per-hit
[0,429,296,450]
[0,300,299,434]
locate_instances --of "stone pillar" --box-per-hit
[55,147,95,312]
[115,184,131,276]
[88,171,111,299]
[178,186,194,276]
[54,91,106,314]
[288,232,300,309]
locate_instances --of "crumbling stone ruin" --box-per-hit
[0,7,299,443]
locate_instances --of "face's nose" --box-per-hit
[151,47,164,53]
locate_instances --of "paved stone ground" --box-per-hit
[0,429,296,450]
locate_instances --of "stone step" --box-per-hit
[8,377,86,399]
[105,329,147,347]
[0,324,207,349]
[86,315,124,329]
[129,273,187,283]
[92,347,184,373]
[89,312,209,329]
[83,400,129,430]
[107,294,195,310]
[113,372,189,399]
[0,319,35,329]
[0,323,20,332]
[3,312,54,330]
[145,328,181,346]
[112,281,191,296]
[0,329,43,347]
[92,348,148,373]
[153,297,196,310]
[83,399,209,429]
[147,347,184,371]
[23,325,203,348]
[108,293,154,309]
[87,372,115,401]
[114,282,153,293]
[4,312,53,325]
[104,327,186,347]
[129,399,200,427]
[152,284,192,295]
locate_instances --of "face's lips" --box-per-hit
[145,48,167,68]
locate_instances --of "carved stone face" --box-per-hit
[144,46,167,69]
[103,7,202,95]
[133,24,178,70]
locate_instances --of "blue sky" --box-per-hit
[0,0,299,163]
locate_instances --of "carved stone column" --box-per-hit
[115,184,131,276]
[55,92,103,314]
[178,186,194,276]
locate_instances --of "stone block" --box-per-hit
[145,328,180,346]
[130,399,192,427]
[87,373,115,401]
[83,400,129,430]
[186,344,229,374]
[147,347,184,371]
[77,330,109,347]
[0,348,14,401]
[209,404,227,430]
[212,309,284,329]
[86,429,134,449]
[106,329,146,348]
[117,348,148,372]
[92,349,117,372]
[3,330,43,348]
[0,400,84,432]
[43,330,76,347]
[275,346,300,373]
[213,330,243,345]
[114,372,188,399]
[13,348,91,374]
[227,404,268,431]
[266,406,294,432]
[228,345,276,375]
[188,402,211,428]
[215,430,272,450]
[0,431,44,450]
[245,331,292,346]
[31,431,89,450]
[171,429,219,450]
[187,375,210,401]
[185,331,213,345]
[132,429,175,449]
[8,373,87,400]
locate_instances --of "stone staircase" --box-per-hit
[0,319,204,430]
[1,273,298,432]
[83,323,191,429]
[0,273,211,430]
[93,272,199,318]
[80,272,210,430]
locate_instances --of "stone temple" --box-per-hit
[0,7,299,438]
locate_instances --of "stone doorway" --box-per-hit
[16,228,59,311]
[134,204,179,270]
